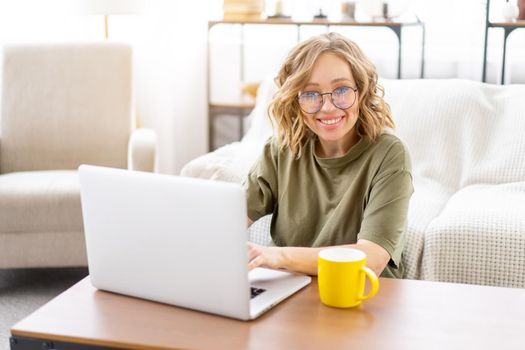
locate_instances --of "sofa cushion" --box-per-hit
[0,170,83,233]
[421,182,525,288]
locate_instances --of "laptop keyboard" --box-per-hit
[250,287,266,299]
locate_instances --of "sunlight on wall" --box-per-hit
[0,0,523,171]
[0,0,211,174]
[132,0,209,174]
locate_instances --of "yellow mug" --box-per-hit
[318,247,379,308]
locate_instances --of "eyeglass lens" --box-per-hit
[298,87,356,114]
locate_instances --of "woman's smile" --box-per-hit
[316,115,345,129]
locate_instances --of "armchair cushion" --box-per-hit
[0,171,82,234]
[0,43,133,173]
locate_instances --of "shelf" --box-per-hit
[209,18,422,28]
[482,0,525,84]
[208,102,255,150]
[209,102,256,110]
[488,20,525,28]
[207,17,426,151]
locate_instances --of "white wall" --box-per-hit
[126,1,209,174]
[208,0,525,146]
[0,0,210,175]
[1,0,524,172]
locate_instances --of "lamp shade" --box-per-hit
[77,0,146,15]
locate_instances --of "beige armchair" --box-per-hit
[0,43,157,268]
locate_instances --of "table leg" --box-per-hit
[10,335,113,350]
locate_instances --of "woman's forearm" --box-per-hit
[279,246,326,275]
[279,240,389,276]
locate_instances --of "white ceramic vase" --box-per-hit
[501,2,519,20]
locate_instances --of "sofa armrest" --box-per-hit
[127,128,157,172]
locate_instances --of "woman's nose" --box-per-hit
[320,94,337,113]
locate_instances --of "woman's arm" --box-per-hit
[247,239,390,276]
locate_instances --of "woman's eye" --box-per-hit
[302,91,319,98]
[334,86,350,94]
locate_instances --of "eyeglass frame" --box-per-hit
[297,86,358,114]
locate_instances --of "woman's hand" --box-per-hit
[247,242,284,270]
[246,240,389,276]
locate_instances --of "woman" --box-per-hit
[245,32,413,278]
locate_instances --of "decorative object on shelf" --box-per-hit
[224,0,265,20]
[341,1,356,21]
[360,0,412,20]
[383,2,390,19]
[313,8,328,19]
[501,0,519,20]
[520,0,525,19]
[309,0,330,20]
[241,82,261,99]
[267,0,291,19]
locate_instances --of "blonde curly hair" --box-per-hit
[269,32,394,158]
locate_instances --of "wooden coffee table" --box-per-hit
[10,276,525,349]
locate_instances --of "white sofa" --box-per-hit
[182,77,525,288]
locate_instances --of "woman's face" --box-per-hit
[298,52,360,156]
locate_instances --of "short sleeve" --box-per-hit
[243,139,279,222]
[358,140,414,268]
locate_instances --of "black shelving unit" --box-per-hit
[207,18,426,151]
[482,0,525,84]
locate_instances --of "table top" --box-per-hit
[11,276,525,350]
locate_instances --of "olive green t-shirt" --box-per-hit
[244,132,414,278]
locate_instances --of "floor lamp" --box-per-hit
[79,0,146,127]
[79,0,146,40]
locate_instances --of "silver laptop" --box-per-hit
[78,165,311,320]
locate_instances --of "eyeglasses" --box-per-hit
[297,86,358,114]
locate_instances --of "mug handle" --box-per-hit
[358,266,379,301]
